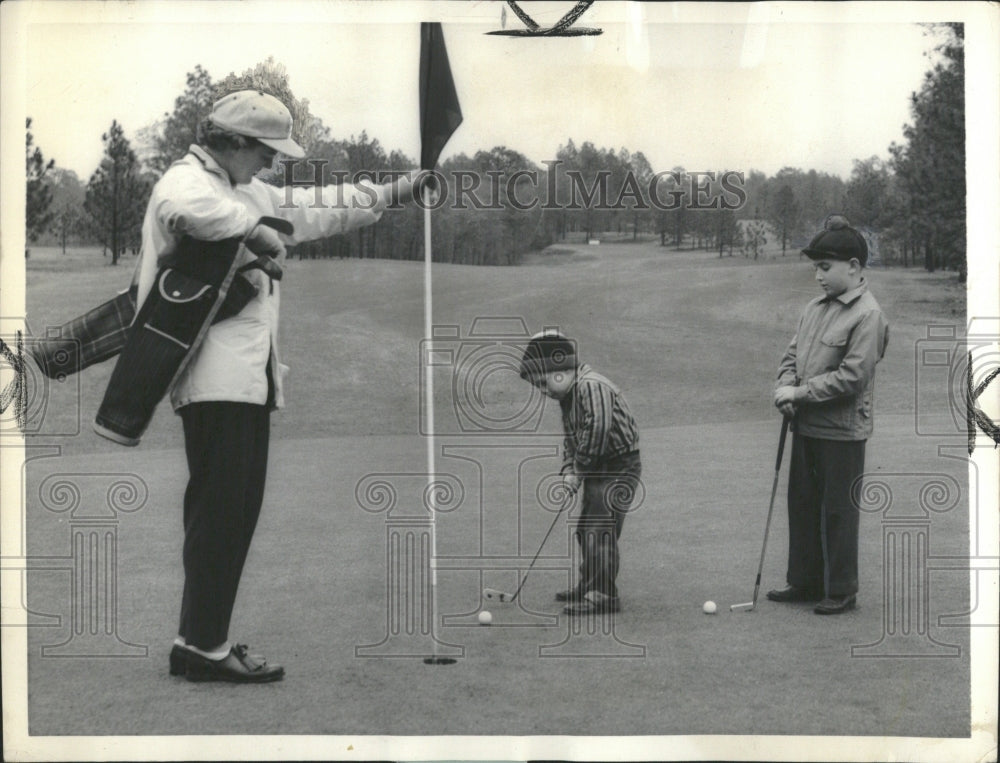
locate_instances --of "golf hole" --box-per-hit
[423,657,458,665]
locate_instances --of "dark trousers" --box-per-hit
[786,434,865,598]
[178,401,270,650]
[575,452,642,598]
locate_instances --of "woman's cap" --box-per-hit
[209,90,305,159]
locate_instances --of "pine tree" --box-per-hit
[84,121,150,265]
[767,184,801,255]
[888,23,965,278]
[138,65,216,177]
[26,118,55,256]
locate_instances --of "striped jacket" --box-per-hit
[560,363,640,474]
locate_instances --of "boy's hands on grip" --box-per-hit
[774,385,802,418]
[776,401,797,418]
[563,472,583,496]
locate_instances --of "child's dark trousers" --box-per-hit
[785,434,866,597]
[575,451,642,598]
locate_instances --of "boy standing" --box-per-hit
[519,330,642,615]
[769,215,889,615]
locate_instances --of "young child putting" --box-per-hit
[519,330,642,615]
[769,214,889,614]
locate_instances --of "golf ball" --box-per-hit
[703,600,717,614]
[478,610,493,625]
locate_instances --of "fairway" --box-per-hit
[21,240,971,738]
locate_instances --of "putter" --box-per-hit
[483,492,575,603]
[731,416,790,612]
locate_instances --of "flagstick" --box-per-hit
[419,21,462,665]
[422,185,440,661]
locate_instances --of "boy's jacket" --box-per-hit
[777,280,889,441]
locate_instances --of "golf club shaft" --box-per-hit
[509,491,576,600]
[749,416,791,607]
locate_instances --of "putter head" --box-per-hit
[730,601,756,612]
[483,588,514,603]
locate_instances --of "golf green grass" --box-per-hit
[21,239,970,737]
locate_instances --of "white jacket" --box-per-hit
[136,145,385,411]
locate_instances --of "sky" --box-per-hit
[16,2,946,183]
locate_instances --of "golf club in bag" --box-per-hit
[731,415,790,612]
[483,490,576,604]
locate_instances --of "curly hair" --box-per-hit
[196,118,260,152]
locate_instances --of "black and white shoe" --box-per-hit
[564,591,621,615]
[555,586,585,603]
[171,643,284,683]
[814,595,857,615]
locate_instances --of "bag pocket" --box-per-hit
[159,268,214,304]
[146,268,217,342]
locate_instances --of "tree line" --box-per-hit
[26,24,964,277]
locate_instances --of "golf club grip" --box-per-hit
[775,416,790,471]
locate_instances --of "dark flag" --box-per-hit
[419,22,463,170]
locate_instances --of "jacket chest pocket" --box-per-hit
[815,329,850,370]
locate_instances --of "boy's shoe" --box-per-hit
[169,643,193,676]
[564,591,620,615]
[766,585,823,603]
[814,595,857,615]
[555,586,585,603]
[184,644,284,683]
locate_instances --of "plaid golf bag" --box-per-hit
[93,217,293,446]
[29,286,138,380]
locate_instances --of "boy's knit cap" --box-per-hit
[519,330,577,379]
[802,214,868,266]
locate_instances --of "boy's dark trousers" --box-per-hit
[178,401,270,650]
[785,434,866,598]
[575,452,642,598]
